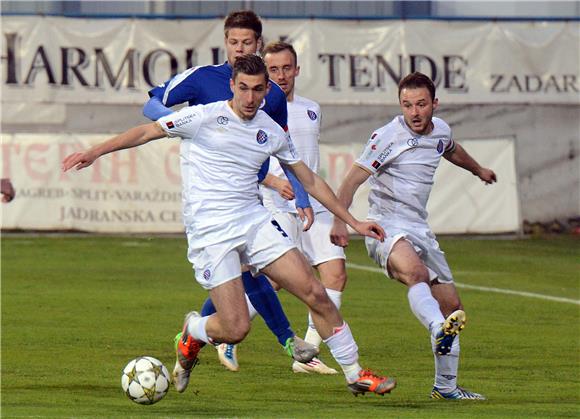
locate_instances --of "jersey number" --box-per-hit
[271,220,288,238]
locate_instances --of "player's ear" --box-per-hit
[433,97,439,110]
[256,36,263,53]
[295,65,301,77]
[230,78,235,94]
[266,80,271,95]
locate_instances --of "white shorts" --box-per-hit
[187,213,296,290]
[271,210,345,266]
[365,220,454,283]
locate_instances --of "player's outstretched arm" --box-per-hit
[330,164,372,247]
[444,143,497,184]
[62,122,167,172]
[283,161,383,242]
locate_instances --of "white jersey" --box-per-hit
[158,100,300,246]
[356,116,456,223]
[261,95,325,213]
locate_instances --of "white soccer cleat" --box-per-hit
[292,357,338,375]
[216,343,239,372]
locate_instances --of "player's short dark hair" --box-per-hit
[262,41,298,66]
[224,10,262,39]
[398,72,436,101]
[232,54,269,83]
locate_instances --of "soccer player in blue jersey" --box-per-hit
[143,10,316,372]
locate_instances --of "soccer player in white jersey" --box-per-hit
[62,55,396,397]
[260,41,350,375]
[331,72,496,400]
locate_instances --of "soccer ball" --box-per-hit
[121,356,171,405]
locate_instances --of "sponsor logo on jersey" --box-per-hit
[437,139,444,154]
[286,133,298,157]
[377,141,395,163]
[307,109,318,121]
[372,160,381,169]
[407,138,419,148]
[172,113,195,128]
[256,130,268,144]
[203,269,211,280]
[217,116,229,125]
[166,121,174,129]
[371,132,378,139]
[371,144,377,150]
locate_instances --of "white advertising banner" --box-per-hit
[1,134,519,234]
[1,16,578,105]
[1,133,183,233]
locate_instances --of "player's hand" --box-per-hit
[330,218,350,247]
[477,168,497,184]
[297,207,314,231]
[352,220,385,242]
[62,151,97,172]
[275,178,295,200]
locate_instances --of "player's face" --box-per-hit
[263,50,300,98]
[229,73,270,120]
[399,87,438,136]
[225,28,260,65]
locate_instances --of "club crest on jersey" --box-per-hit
[437,139,444,154]
[307,109,318,121]
[203,269,211,280]
[217,116,229,125]
[372,160,381,169]
[166,121,175,129]
[407,138,419,148]
[256,130,268,144]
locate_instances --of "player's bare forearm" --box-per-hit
[262,173,295,200]
[283,162,385,243]
[284,162,356,226]
[62,123,166,172]
[335,164,372,223]
[444,143,497,184]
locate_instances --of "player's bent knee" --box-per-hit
[221,317,251,343]
[397,265,429,287]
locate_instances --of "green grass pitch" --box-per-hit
[2,235,579,418]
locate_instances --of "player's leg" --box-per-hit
[173,244,249,392]
[293,259,344,374]
[424,235,484,400]
[293,211,344,374]
[386,238,447,331]
[214,211,310,371]
[260,248,395,396]
[429,280,484,399]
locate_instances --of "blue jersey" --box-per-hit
[149,62,288,129]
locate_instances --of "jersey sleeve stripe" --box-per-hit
[162,66,199,105]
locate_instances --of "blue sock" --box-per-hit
[242,271,294,346]
[200,297,216,316]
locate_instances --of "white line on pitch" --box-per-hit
[346,262,580,306]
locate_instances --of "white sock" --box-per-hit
[187,315,210,344]
[245,295,258,320]
[306,288,343,347]
[407,282,445,331]
[323,322,361,383]
[432,335,460,391]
